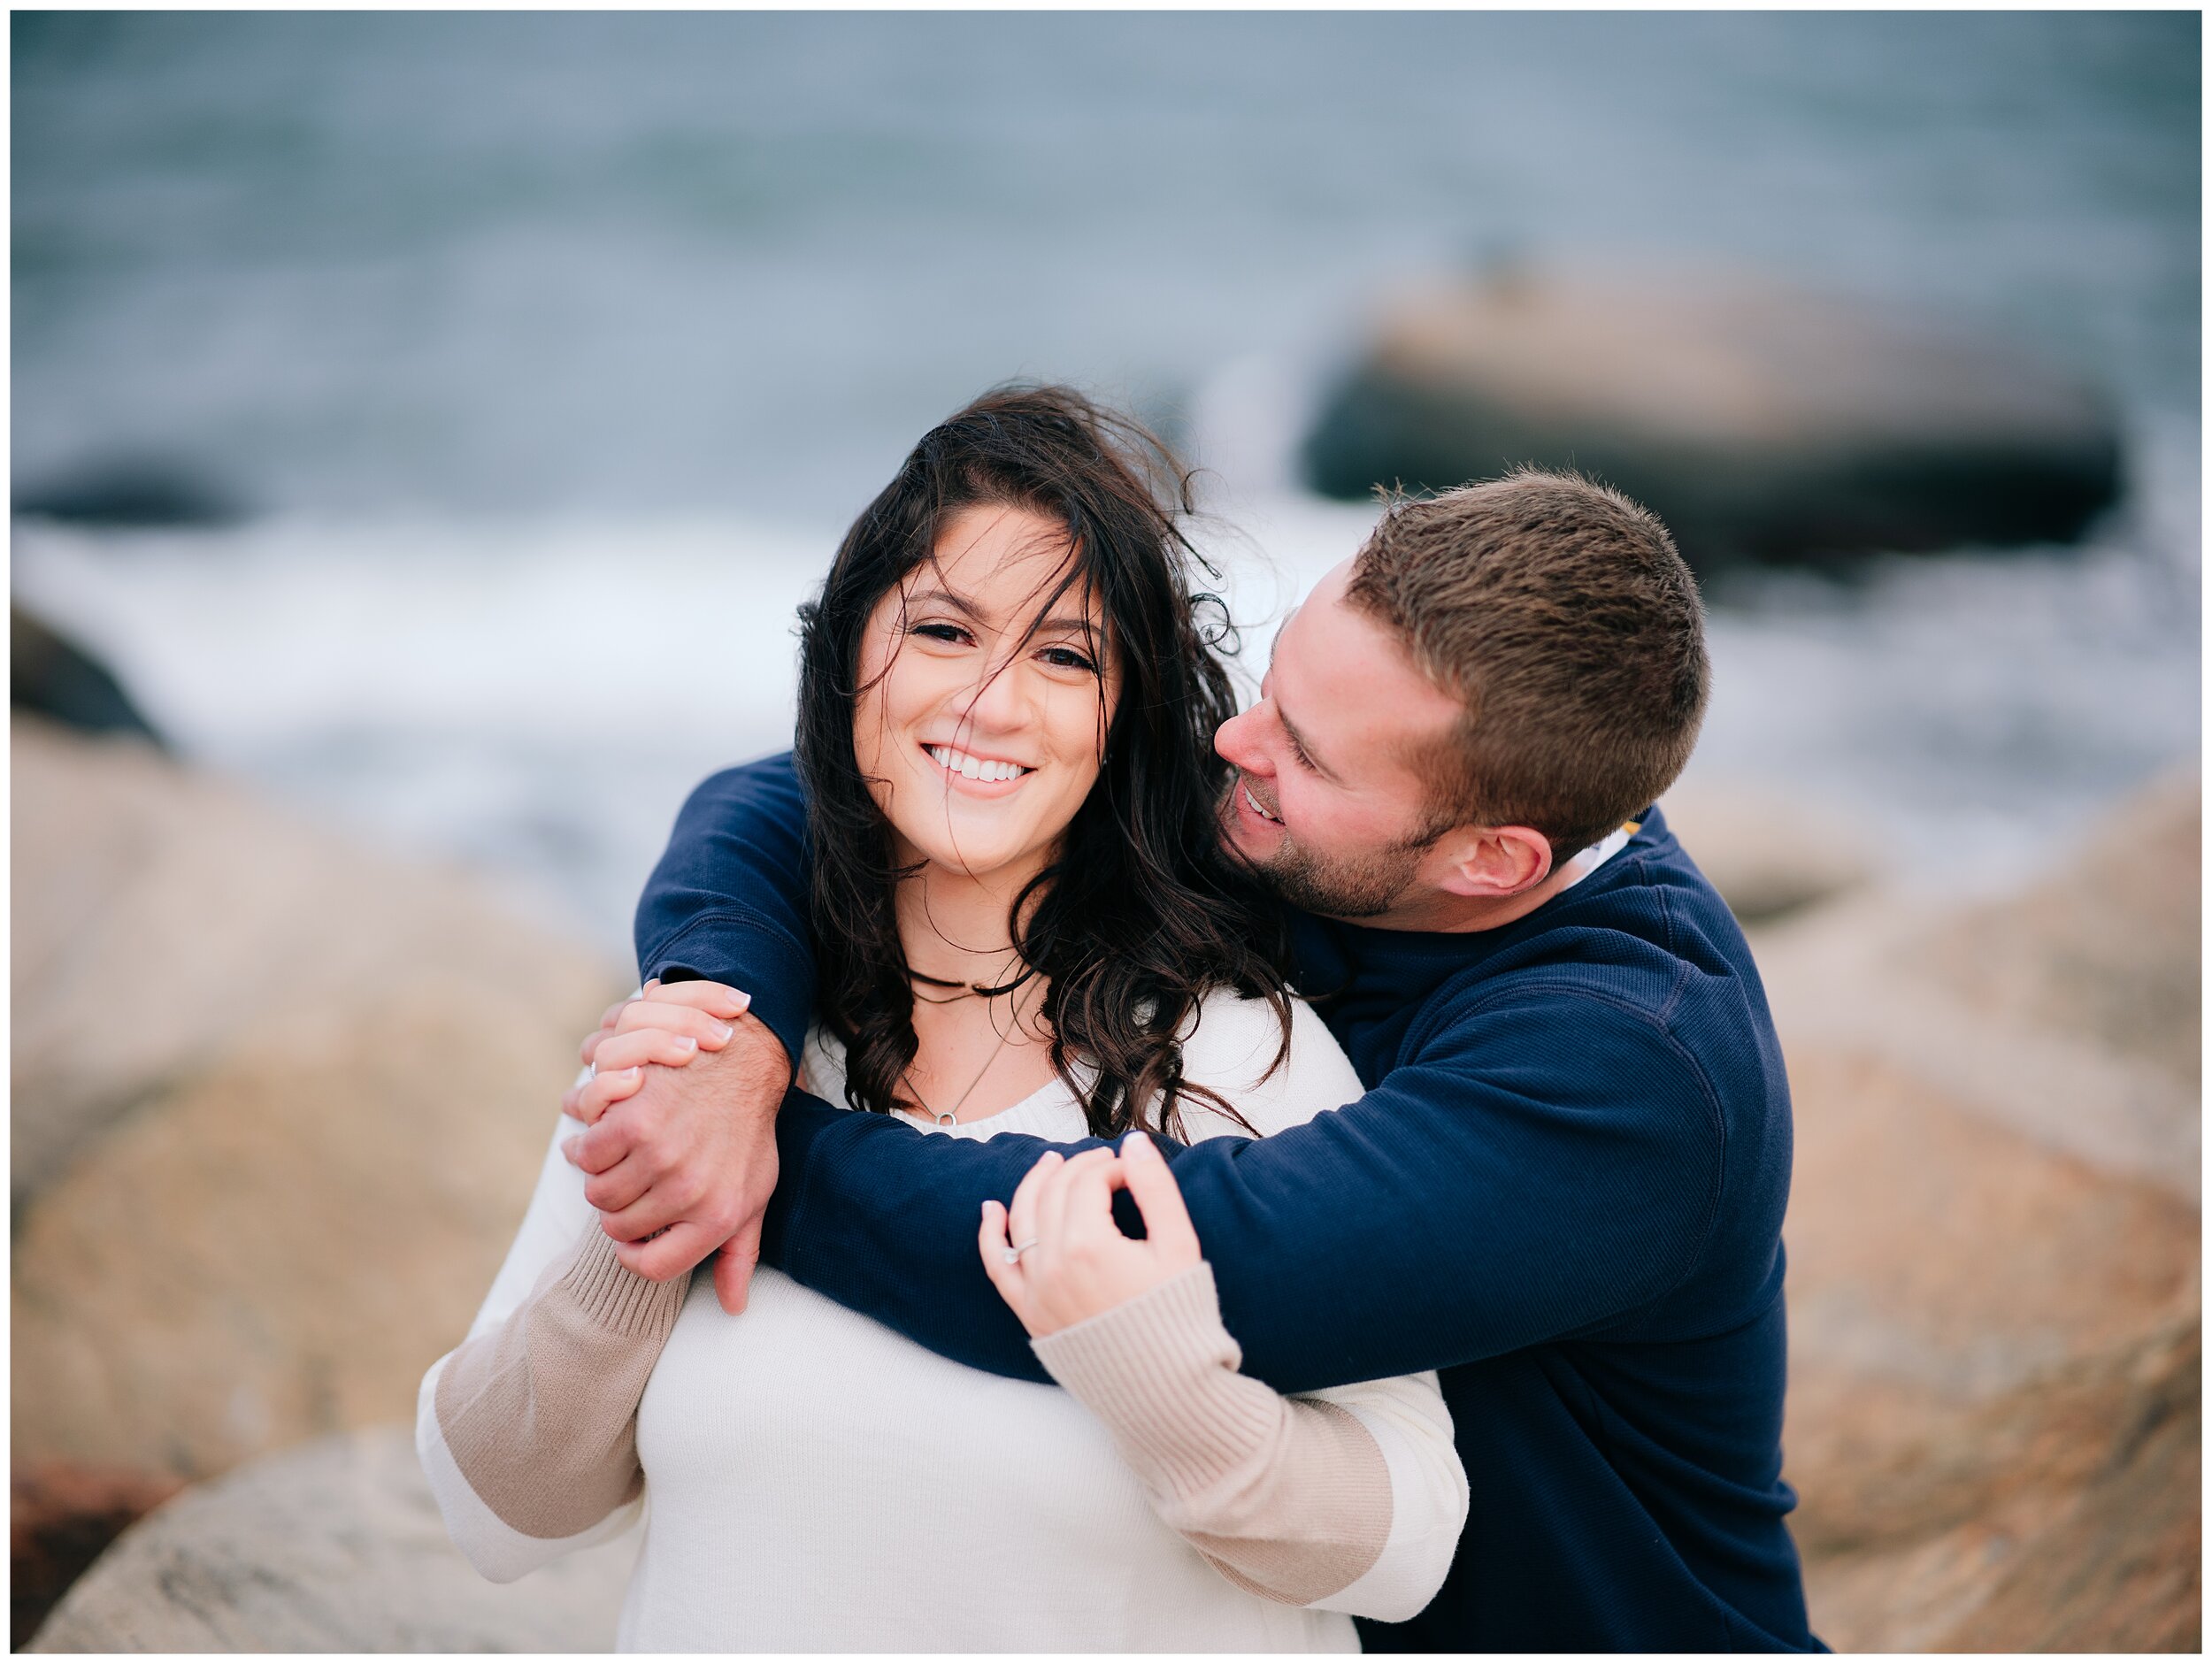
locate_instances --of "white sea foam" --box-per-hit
[13,514,828,955]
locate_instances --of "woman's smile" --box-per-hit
[925,741,1036,789]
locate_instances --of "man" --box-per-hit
[564,470,1818,1651]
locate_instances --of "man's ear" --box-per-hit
[1433,824,1554,900]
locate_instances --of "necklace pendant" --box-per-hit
[933,1109,958,1127]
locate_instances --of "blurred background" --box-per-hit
[12,11,2200,1652]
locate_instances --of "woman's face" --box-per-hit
[853,502,1120,887]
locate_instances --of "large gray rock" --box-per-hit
[13,455,247,528]
[1301,267,2122,571]
[11,605,164,748]
[27,1427,637,1652]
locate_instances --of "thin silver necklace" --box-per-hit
[902,976,1034,1126]
[902,1021,1017,1127]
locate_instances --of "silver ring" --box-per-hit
[1002,1238,1039,1265]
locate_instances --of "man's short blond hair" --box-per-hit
[1344,468,1709,863]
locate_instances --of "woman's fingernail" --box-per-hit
[710,1022,734,1043]
[675,1036,697,1054]
[621,1067,641,1081]
[732,989,752,1013]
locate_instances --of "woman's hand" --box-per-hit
[979,1134,1202,1338]
[562,979,752,1124]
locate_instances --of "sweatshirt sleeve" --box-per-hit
[763,993,1726,1393]
[416,1110,692,1583]
[1033,1263,1467,1622]
[634,752,818,1070]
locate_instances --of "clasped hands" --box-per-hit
[562,979,1202,1334]
[561,978,784,1315]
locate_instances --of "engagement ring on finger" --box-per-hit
[1003,1238,1039,1265]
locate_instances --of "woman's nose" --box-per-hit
[957,655,1032,732]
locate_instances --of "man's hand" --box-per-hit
[561,981,792,1315]
[978,1135,1202,1338]
[562,979,751,1122]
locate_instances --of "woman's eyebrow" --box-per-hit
[910,587,1096,637]
[905,587,984,620]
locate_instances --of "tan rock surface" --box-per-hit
[1655,772,1873,923]
[27,1427,637,1652]
[1767,769,2201,1650]
[12,716,627,1484]
[1751,766,2200,1204]
[1924,763,2200,1090]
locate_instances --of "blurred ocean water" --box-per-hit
[11,12,2200,955]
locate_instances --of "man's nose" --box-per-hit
[1215,702,1267,771]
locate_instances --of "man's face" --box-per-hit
[1214,558,1470,920]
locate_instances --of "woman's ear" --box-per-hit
[1432,824,1554,900]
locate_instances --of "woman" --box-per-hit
[417,387,1468,1650]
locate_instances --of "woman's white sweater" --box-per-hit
[418,991,1468,1652]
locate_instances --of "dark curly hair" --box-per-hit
[794,384,1290,1140]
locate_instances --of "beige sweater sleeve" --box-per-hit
[1031,1261,1394,1608]
[426,1223,689,1560]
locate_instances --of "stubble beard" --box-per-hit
[1217,784,1437,921]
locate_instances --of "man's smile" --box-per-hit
[1240,777,1285,825]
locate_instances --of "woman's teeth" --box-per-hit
[927,744,1031,784]
[1242,781,1283,824]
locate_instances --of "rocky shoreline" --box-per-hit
[12,717,2199,1650]
[11,715,629,1646]
[1755,763,2200,1649]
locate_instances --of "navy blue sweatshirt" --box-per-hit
[635,753,1817,1652]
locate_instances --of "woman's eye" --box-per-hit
[1040,646,1097,672]
[911,622,970,646]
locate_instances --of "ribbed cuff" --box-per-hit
[1031,1262,1277,1498]
[556,1231,692,1336]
